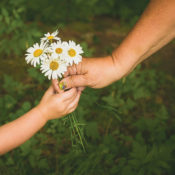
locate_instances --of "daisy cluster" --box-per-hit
[25,30,84,80]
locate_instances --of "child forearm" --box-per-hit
[0,107,46,155]
[0,86,80,155]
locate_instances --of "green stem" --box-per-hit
[71,112,86,152]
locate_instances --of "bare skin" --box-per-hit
[52,0,175,90]
[0,86,81,155]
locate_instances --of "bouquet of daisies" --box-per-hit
[25,30,83,79]
[25,30,85,151]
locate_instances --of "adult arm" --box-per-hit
[56,0,175,89]
[112,0,175,76]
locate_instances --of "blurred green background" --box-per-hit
[1,0,175,174]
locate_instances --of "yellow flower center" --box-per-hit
[50,61,59,71]
[68,49,76,57]
[47,36,54,40]
[56,48,63,54]
[33,49,43,57]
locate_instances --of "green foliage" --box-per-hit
[1,62,175,174]
[0,0,42,56]
[0,0,175,174]
[0,0,148,28]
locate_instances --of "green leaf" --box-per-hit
[86,122,99,139]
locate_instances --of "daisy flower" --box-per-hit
[49,41,67,58]
[40,56,67,80]
[41,30,60,42]
[64,40,83,65]
[25,42,48,67]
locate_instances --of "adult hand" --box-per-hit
[52,56,125,91]
[53,0,175,92]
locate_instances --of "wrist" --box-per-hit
[111,47,139,79]
[108,53,128,82]
[35,105,49,124]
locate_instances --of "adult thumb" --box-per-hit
[59,75,87,90]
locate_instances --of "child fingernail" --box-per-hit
[59,82,66,90]
[59,82,63,90]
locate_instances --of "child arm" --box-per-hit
[0,86,80,155]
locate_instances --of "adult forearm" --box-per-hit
[112,0,175,78]
[0,107,46,155]
[56,0,175,89]
[139,30,175,63]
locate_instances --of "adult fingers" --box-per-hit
[63,64,78,78]
[63,71,69,78]
[60,75,88,90]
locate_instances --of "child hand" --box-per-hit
[36,86,81,122]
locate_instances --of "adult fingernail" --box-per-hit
[59,82,66,90]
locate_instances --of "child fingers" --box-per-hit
[77,87,85,92]
[45,86,55,96]
[59,88,77,101]
[67,91,81,112]
[52,79,61,93]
